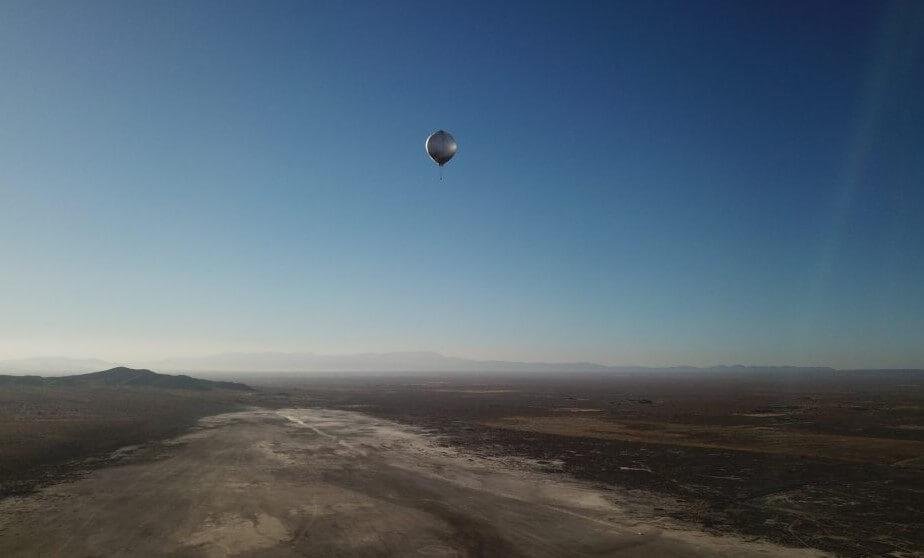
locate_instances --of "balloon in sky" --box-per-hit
[425,130,457,169]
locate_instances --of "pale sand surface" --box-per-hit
[0,408,829,557]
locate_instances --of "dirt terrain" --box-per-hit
[252,370,924,557]
[0,379,251,496]
[0,407,827,557]
[0,369,921,556]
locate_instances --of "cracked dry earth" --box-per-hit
[0,408,829,557]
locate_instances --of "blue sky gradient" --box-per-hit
[2,1,923,367]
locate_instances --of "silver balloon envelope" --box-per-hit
[425,130,457,166]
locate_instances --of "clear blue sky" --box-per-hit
[1,1,922,368]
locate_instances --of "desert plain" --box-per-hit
[1,368,922,557]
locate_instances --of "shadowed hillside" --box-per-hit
[0,367,252,391]
[0,368,253,497]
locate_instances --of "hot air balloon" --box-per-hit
[425,130,457,179]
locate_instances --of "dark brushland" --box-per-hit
[0,367,253,496]
[250,368,924,557]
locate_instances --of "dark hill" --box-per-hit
[0,375,45,386]
[0,367,252,391]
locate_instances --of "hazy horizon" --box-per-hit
[3,1,923,369]
[3,345,922,371]
[1,350,919,375]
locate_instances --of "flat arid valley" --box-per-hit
[1,368,922,557]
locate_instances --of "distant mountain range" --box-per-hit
[146,351,839,374]
[0,367,252,391]
[0,352,845,374]
[148,351,622,373]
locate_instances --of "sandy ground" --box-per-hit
[0,408,829,557]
